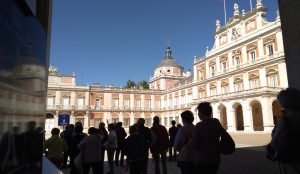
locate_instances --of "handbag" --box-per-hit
[209,118,235,155]
[219,128,235,155]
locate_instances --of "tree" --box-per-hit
[138,80,149,89]
[125,80,137,88]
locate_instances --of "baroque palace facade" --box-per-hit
[46,2,287,133]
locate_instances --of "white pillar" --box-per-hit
[258,38,264,59]
[212,103,221,120]
[55,91,61,107]
[243,73,249,90]
[261,97,275,132]
[119,94,124,108]
[85,91,89,109]
[226,104,236,131]
[84,111,89,129]
[228,51,233,69]
[70,111,75,125]
[276,29,284,53]
[54,111,59,127]
[229,76,235,93]
[205,61,209,79]
[259,67,267,87]
[242,45,247,65]
[216,56,220,75]
[278,62,289,88]
[242,101,254,132]
[70,91,76,106]
[130,112,134,125]
[217,80,221,95]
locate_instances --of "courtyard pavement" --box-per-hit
[61,132,298,174]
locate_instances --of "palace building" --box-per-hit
[46,1,287,133]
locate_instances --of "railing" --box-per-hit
[195,86,283,103]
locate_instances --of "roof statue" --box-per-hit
[216,20,221,32]
[233,3,239,16]
[206,46,209,55]
[276,10,280,21]
[257,0,263,8]
[242,10,246,17]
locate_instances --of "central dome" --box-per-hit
[156,47,183,69]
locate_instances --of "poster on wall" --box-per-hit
[58,115,70,126]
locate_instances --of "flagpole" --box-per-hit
[250,0,253,10]
[224,0,227,25]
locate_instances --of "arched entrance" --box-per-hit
[234,103,244,131]
[250,101,264,131]
[272,100,281,125]
[45,113,54,131]
[218,104,227,130]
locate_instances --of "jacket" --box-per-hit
[174,123,195,161]
[77,134,102,164]
[151,124,169,154]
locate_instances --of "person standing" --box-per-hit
[123,125,147,174]
[69,122,87,174]
[115,122,127,167]
[168,120,178,161]
[99,122,108,174]
[44,128,67,169]
[151,116,169,174]
[107,123,118,174]
[174,111,195,174]
[136,118,156,174]
[268,88,300,173]
[191,102,222,174]
[77,127,103,174]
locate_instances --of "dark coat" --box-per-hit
[151,124,169,154]
[123,133,146,162]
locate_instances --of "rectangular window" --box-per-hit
[134,99,141,108]
[77,98,84,109]
[155,100,161,108]
[124,99,130,109]
[210,65,215,77]
[145,99,151,109]
[62,98,69,109]
[222,62,227,73]
[164,117,168,127]
[187,94,192,103]
[175,97,179,105]
[235,83,243,92]
[199,70,204,81]
[222,85,228,94]
[267,44,274,56]
[181,95,185,104]
[198,91,205,98]
[210,88,217,96]
[268,75,277,87]
[250,79,259,89]
[250,51,256,63]
[95,99,100,109]
[112,99,119,109]
[47,97,54,109]
[235,57,240,68]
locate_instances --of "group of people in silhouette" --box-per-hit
[43,88,300,174]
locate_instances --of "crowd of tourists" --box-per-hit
[44,88,300,174]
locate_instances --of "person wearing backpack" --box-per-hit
[190,102,223,174]
[267,88,300,173]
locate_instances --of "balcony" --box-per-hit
[194,87,283,103]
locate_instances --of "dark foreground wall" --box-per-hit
[278,0,300,90]
[0,0,51,173]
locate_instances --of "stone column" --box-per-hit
[84,111,89,129]
[243,73,249,90]
[259,67,267,87]
[242,101,254,132]
[212,103,221,120]
[55,91,61,107]
[130,112,134,125]
[226,104,236,131]
[257,38,264,59]
[228,51,233,69]
[261,97,274,132]
[229,76,235,93]
[278,62,289,88]
[70,110,75,124]
[54,111,59,127]
[216,56,220,74]
[241,45,247,65]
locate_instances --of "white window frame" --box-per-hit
[145,99,151,109]
[47,97,54,109]
[221,85,229,94]
[250,78,259,89]
[124,99,130,109]
[77,98,84,109]
[209,65,215,77]
[249,50,256,63]
[222,62,227,73]
[235,56,240,68]
[210,87,217,96]
[268,74,278,87]
[62,97,70,109]
[199,70,204,81]
[95,99,100,109]
[112,98,119,109]
[267,43,274,56]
